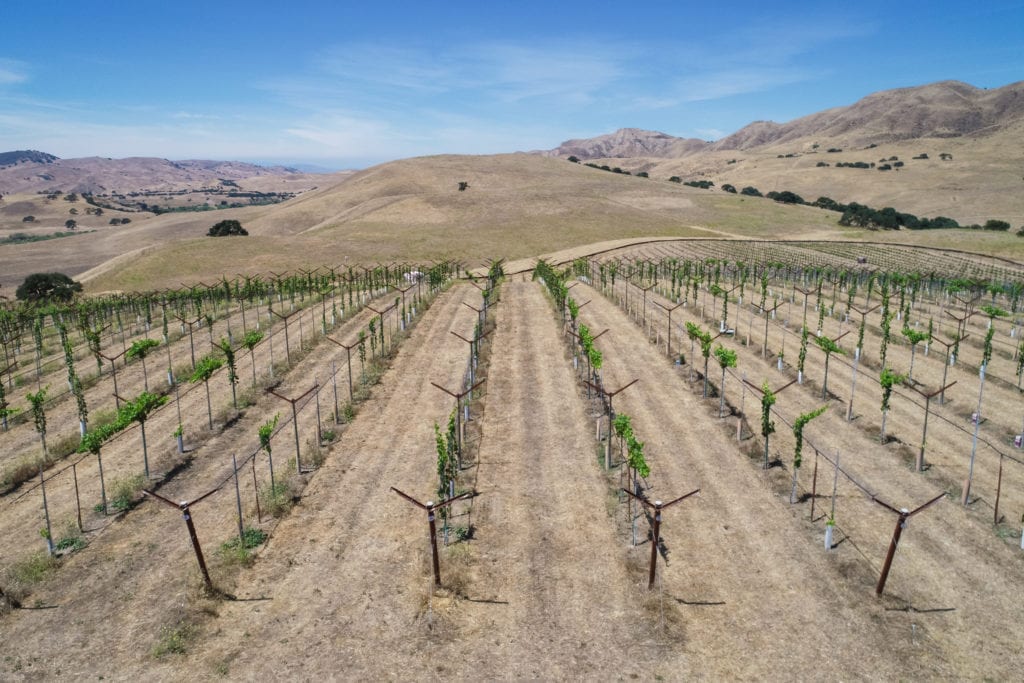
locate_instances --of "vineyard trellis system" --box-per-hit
[576,257,1014,596]
[2,261,459,592]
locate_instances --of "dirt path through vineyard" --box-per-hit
[573,282,956,678]
[158,284,479,678]
[432,279,648,678]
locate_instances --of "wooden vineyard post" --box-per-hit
[391,487,473,587]
[143,488,220,594]
[431,380,486,468]
[907,381,956,472]
[622,488,700,589]
[872,493,945,596]
[267,383,319,474]
[588,379,639,469]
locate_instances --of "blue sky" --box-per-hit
[1,1,1021,169]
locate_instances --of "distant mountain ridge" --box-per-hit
[540,80,1024,160]
[539,128,709,160]
[0,154,310,195]
[0,150,59,167]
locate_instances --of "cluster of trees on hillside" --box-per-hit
[715,183,1018,233]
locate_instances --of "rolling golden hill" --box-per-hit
[28,152,1021,293]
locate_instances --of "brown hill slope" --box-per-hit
[4,152,1022,294]
[713,80,1024,151]
[540,81,1024,225]
[538,127,710,160]
[0,155,318,195]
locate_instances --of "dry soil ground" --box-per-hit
[2,268,1022,679]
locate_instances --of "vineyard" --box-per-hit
[1,241,1023,679]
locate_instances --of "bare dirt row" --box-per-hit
[577,278,1023,678]
[0,282,447,678]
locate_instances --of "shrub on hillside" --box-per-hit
[721,184,737,193]
[740,186,762,197]
[207,219,248,237]
[766,190,805,205]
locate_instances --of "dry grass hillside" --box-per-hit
[542,80,1024,226]
[0,155,317,195]
[5,152,1024,294]
[67,154,853,292]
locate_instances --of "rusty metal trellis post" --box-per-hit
[431,380,486,468]
[97,348,128,410]
[270,307,301,366]
[907,381,957,472]
[143,487,222,593]
[173,315,202,370]
[742,377,798,469]
[367,301,397,354]
[756,300,784,359]
[267,383,319,474]
[587,379,639,469]
[872,493,945,596]
[930,333,968,404]
[654,300,683,359]
[622,488,700,589]
[391,487,474,587]
[451,328,493,389]
[324,335,358,403]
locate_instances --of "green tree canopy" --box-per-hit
[16,272,82,302]
[207,219,248,237]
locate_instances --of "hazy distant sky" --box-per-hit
[1,1,1021,169]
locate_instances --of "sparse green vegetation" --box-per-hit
[217,527,268,567]
[151,622,200,658]
[109,474,146,512]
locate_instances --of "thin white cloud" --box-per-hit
[171,111,222,120]
[0,59,29,85]
[695,128,726,140]
[673,66,822,102]
[263,40,628,112]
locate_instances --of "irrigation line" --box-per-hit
[3,285,405,501]
[619,274,1024,476]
